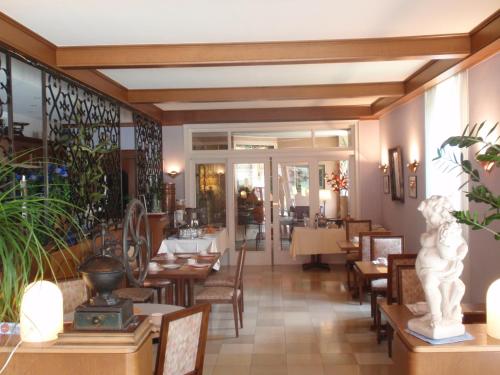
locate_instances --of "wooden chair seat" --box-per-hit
[204,272,235,288]
[196,286,241,301]
[114,287,154,302]
[143,279,174,304]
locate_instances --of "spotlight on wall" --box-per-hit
[166,170,180,179]
[378,164,388,174]
[407,160,420,173]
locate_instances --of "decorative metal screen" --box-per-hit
[46,73,121,231]
[0,51,9,140]
[133,113,163,212]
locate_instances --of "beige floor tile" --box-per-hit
[359,365,392,375]
[286,353,322,365]
[323,364,359,375]
[287,365,325,375]
[321,353,357,365]
[216,353,252,366]
[253,343,287,354]
[203,364,215,375]
[319,341,352,354]
[354,353,393,365]
[204,353,218,365]
[250,365,288,375]
[286,342,320,354]
[212,365,251,375]
[251,354,287,366]
[220,343,255,354]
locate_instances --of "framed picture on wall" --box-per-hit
[388,146,405,202]
[409,175,417,199]
[383,175,390,194]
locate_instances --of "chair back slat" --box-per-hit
[397,265,425,305]
[345,220,372,241]
[155,303,211,375]
[370,235,404,260]
[359,231,391,261]
[387,254,417,304]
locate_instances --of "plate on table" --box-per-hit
[163,264,181,270]
[197,253,214,258]
[190,263,210,268]
[176,254,193,259]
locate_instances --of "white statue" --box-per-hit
[408,195,469,339]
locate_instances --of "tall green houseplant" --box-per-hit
[435,122,499,240]
[0,154,82,322]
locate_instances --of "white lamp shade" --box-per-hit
[487,278,500,339]
[20,281,64,343]
[319,189,332,201]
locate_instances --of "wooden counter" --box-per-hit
[382,304,500,375]
[0,317,153,375]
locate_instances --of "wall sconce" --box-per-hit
[166,170,180,179]
[478,160,495,173]
[20,281,63,343]
[378,164,388,174]
[407,160,420,173]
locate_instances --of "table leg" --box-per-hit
[302,254,330,271]
[358,275,364,305]
[187,279,195,307]
[176,279,186,307]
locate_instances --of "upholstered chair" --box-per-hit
[58,278,89,314]
[345,219,372,241]
[154,303,210,375]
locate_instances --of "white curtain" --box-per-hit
[425,71,469,211]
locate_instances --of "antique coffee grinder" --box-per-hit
[74,199,151,330]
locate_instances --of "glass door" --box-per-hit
[271,159,319,264]
[228,159,272,265]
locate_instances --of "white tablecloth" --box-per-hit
[157,228,229,271]
[158,227,229,255]
[290,227,345,258]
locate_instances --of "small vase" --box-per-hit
[340,196,348,218]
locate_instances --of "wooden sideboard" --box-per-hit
[148,212,169,256]
[382,304,500,375]
[0,318,153,375]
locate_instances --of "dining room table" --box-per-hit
[148,252,222,307]
[354,260,388,305]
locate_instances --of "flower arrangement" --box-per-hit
[327,172,349,194]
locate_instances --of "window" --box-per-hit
[425,71,468,209]
[192,132,228,150]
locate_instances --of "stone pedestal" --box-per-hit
[408,316,465,339]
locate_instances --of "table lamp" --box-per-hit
[319,189,332,216]
[487,278,500,339]
[20,280,63,343]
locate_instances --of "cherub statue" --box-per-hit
[408,195,468,339]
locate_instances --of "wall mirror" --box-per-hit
[388,146,404,202]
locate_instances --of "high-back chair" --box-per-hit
[387,254,417,304]
[154,303,210,375]
[345,220,372,241]
[58,278,89,314]
[360,231,392,261]
[195,243,247,337]
[396,265,425,305]
[370,235,404,260]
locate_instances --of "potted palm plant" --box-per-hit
[0,150,82,324]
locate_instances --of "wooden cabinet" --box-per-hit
[0,318,153,375]
[148,212,169,256]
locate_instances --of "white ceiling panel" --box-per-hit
[100,60,427,89]
[155,97,379,111]
[0,1,497,45]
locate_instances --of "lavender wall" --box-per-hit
[358,120,382,224]
[379,96,426,252]
[467,52,500,303]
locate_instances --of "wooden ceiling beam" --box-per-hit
[56,35,470,69]
[128,82,404,104]
[162,105,372,125]
[372,10,500,117]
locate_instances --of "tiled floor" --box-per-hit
[203,265,393,375]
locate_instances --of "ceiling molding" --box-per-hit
[162,105,372,125]
[56,35,470,69]
[128,82,404,104]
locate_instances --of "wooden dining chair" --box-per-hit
[195,243,247,337]
[345,219,372,241]
[369,235,405,325]
[204,242,247,311]
[376,254,417,344]
[154,303,210,375]
[396,265,425,305]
